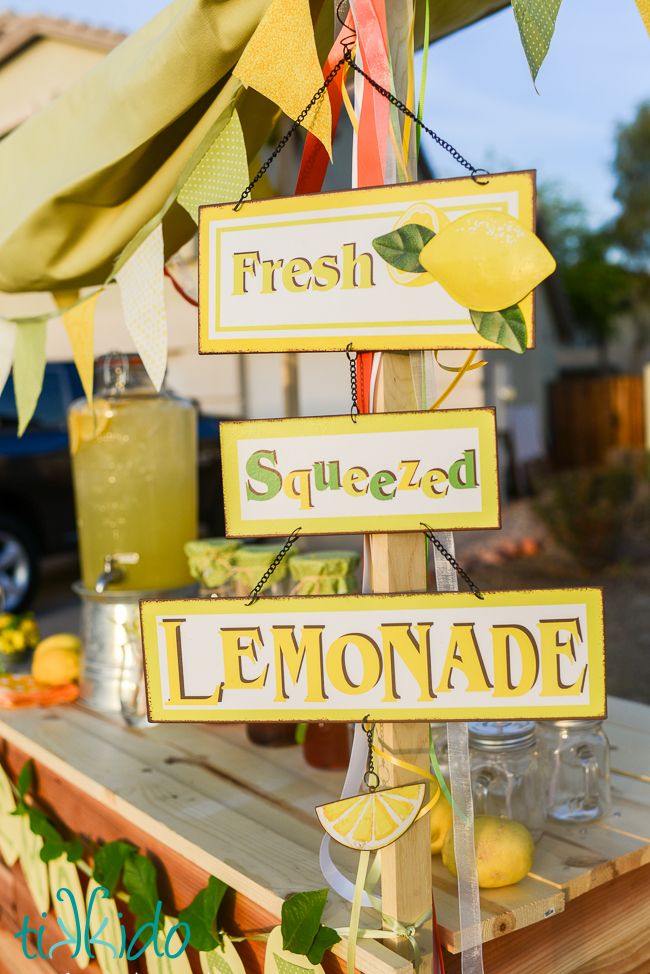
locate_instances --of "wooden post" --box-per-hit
[370,351,434,972]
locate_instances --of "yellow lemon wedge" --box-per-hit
[419,210,556,312]
[316,783,425,851]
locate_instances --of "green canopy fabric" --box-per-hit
[0,0,508,295]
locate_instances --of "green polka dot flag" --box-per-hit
[512,0,563,83]
[178,110,249,224]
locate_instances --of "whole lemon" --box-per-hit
[442,815,534,888]
[32,638,81,687]
[430,791,453,854]
[34,634,82,657]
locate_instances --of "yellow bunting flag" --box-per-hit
[115,224,167,391]
[512,0,563,83]
[54,290,99,402]
[13,317,47,436]
[20,817,50,914]
[145,916,193,974]
[234,0,332,158]
[636,0,650,34]
[48,855,90,969]
[178,111,249,223]
[0,318,15,399]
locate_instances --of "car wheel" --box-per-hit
[0,515,39,613]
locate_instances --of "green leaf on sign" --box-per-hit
[372,224,435,273]
[281,889,328,956]
[93,840,137,896]
[178,875,229,952]
[470,305,527,354]
[122,854,160,932]
[307,925,341,965]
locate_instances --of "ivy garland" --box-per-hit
[7,759,341,966]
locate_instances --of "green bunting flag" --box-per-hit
[13,317,47,436]
[177,111,249,224]
[512,0,563,84]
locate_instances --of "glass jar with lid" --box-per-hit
[537,719,610,823]
[68,353,197,592]
[469,721,545,840]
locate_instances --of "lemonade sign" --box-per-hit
[220,410,500,536]
[140,590,605,723]
[198,170,555,354]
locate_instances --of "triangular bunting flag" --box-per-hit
[178,111,249,222]
[635,0,650,34]
[115,225,167,391]
[13,317,47,436]
[234,0,333,159]
[54,291,99,402]
[0,318,16,399]
[512,0,563,84]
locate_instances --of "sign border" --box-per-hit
[220,407,501,537]
[198,170,537,354]
[140,587,606,724]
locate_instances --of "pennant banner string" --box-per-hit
[115,224,167,392]
[177,110,249,223]
[54,290,98,402]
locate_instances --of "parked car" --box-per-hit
[0,362,225,611]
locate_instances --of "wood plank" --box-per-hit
[0,709,406,974]
[371,350,434,974]
[607,695,650,733]
[444,861,650,974]
[607,724,650,781]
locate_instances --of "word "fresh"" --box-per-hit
[232,243,375,295]
[245,449,479,510]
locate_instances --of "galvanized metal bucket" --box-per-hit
[73,582,195,716]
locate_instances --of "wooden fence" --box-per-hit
[549,374,645,468]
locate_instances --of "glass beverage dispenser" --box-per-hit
[68,353,198,714]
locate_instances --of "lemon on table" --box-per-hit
[316,783,425,851]
[32,642,80,687]
[419,210,556,312]
[430,790,453,854]
[442,815,534,888]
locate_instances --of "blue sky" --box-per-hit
[6,0,648,224]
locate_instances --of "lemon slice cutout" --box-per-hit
[316,783,425,851]
[419,210,556,312]
[386,202,448,289]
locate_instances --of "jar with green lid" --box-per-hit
[288,550,361,596]
[232,544,292,597]
[185,539,242,596]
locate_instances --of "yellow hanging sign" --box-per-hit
[141,589,605,724]
[199,170,554,354]
[221,410,500,536]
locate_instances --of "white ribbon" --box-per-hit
[432,533,484,974]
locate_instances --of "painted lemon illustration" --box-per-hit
[316,783,425,851]
[386,203,449,288]
[418,210,556,312]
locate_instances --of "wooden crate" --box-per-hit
[0,697,649,974]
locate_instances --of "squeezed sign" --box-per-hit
[140,590,605,723]
[198,170,555,354]
[220,410,500,536]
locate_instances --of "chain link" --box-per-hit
[346,342,359,421]
[362,716,379,791]
[234,56,348,211]
[420,523,484,600]
[245,528,302,605]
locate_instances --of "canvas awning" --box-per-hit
[0,0,508,294]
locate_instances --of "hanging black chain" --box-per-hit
[246,528,302,605]
[362,716,379,791]
[234,56,348,211]
[342,49,488,184]
[421,523,484,600]
[346,343,359,421]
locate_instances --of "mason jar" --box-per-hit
[469,721,545,840]
[537,719,611,823]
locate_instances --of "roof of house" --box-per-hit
[0,11,124,65]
